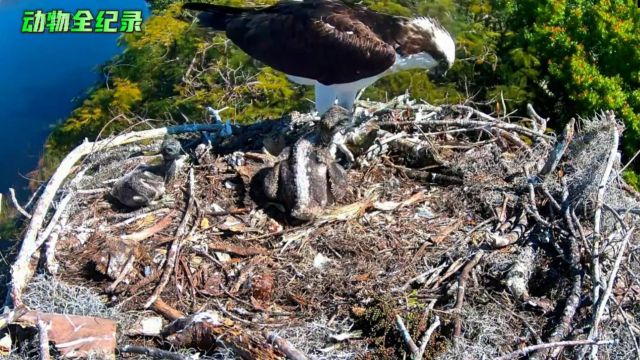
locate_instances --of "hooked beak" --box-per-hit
[428,61,451,80]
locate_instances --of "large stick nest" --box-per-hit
[9,97,640,359]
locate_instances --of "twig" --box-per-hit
[109,207,169,224]
[208,241,268,257]
[381,116,552,141]
[8,123,220,307]
[454,104,551,141]
[393,165,463,186]
[38,193,72,249]
[107,253,136,293]
[398,263,447,292]
[395,314,419,356]
[266,332,309,360]
[9,188,31,219]
[492,128,532,155]
[415,315,440,360]
[466,216,496,235]
[24,183,45,212]
[538,118,575,178]
[589,112,619,345]
[453,251,484,339]
[540,185,561,212]
[144,169,196,309]
[611,297,640,359]
[151,297,185,321]
[118,345,187,360]
[495,339,616,360]
[526,103,548,133]
[0,306,28,331]
[533,207,583,359]
[121,211,176,242]
[616,145,640,177]
[587,227,633,358]
[489,211,527,248]
[37,314,51,360]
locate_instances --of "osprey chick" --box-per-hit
[183,0,455,114]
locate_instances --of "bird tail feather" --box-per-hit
[182,2,254,30]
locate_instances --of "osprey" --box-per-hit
[183,0,455,114]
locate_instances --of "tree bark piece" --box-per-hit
[17,311,117,359]
[208,242,268,257]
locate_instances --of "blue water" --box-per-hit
[0,0,148,199]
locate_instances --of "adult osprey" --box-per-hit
[183,0,455,114]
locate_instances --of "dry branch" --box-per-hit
[453,251,484,339]
[152,297,185,321]
[538,118,575,178]
[495,339,616,360]
[120,211,176,242]
[587,227,633,358]
[396,314,419,357]
[532,207,584,359]
[415,315,440,360]
[588,112,620,356]
[118,345,187,360]
[9,188,31,219]
[208,241,268,257]
[527,103,548,133]
[36,314,51,360]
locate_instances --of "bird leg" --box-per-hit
[335,89,358,113]
[315,85,338,115]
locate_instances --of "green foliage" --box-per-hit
[622,169,640,190]
[499,0,640,159]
